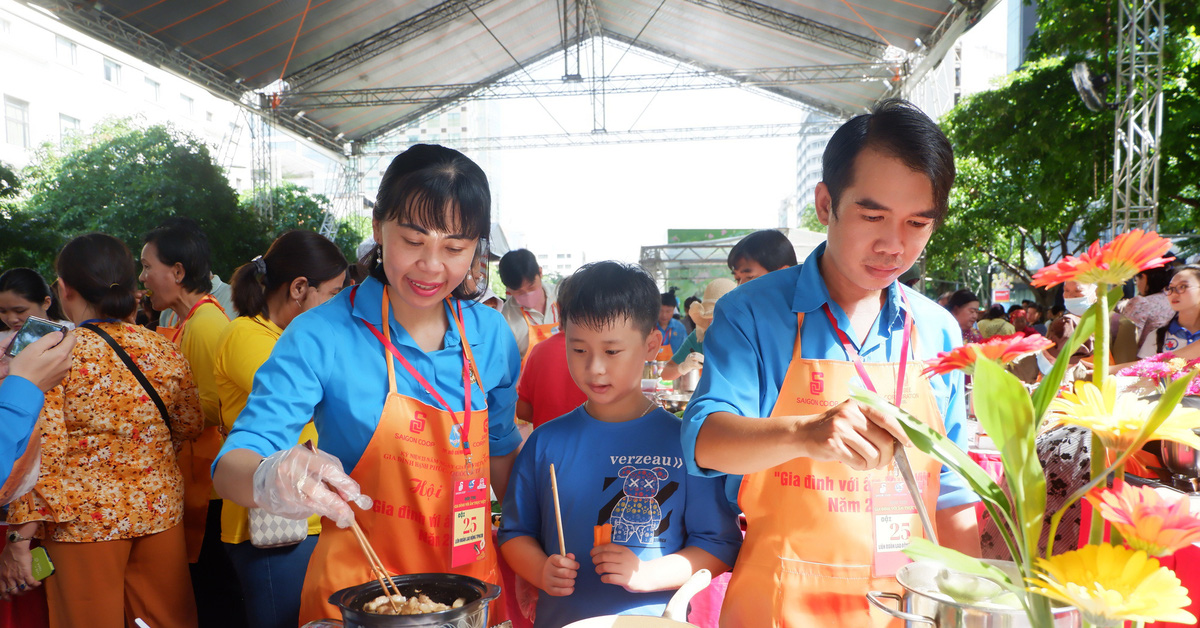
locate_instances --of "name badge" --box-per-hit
[450,473,489,567]
[869,468,927,578]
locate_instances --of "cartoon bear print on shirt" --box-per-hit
[610,466,670,544]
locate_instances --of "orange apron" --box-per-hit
[721,300,945,628]
[520,303,558,365]
[299,288,504,625]
[655,322,680,362]
[158,294,228,562]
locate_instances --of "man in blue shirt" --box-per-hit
[681,99,980,627]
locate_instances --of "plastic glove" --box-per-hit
[252,444,373,528]
[677,352,704,375]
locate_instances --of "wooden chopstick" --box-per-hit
[301,441,402,612]
[550,463,566,556]
[350,520,403,613]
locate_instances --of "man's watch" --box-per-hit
[5,530,32,544]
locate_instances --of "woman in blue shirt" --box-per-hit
[212,144,521,623]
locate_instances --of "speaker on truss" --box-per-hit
[1071,61,1114,112]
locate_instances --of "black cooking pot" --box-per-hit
[302,573,500,628]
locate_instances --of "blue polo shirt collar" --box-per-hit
[789,242,911,349]
[350,276,469,350]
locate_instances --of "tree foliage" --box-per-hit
[925,0,1200,302]
[17,119,265,277]
[1,119,367,281]
[238,183,366,265]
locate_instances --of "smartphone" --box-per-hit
[4,316,68,358]
[30,546,53,581]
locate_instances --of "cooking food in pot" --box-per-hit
[362,592,466,615]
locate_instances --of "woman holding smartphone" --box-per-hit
[3,233,204,628]
[0,269,70,386]
[213,144,522,624]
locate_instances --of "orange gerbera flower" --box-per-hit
[1031,230,1172,288]
[1087,484,1200,557]
[922,334,1055,376]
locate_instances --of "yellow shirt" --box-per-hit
[214,314,321,544]
[179,301,232,428]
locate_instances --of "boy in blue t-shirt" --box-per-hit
[499,261,742,627]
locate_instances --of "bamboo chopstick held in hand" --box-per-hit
[350,520,403,613]
[550,463,566,556]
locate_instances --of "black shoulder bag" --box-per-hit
[82,324,173,432]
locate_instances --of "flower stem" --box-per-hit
[1089,286,1111,546]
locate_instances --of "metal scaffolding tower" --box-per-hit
[319,153,365,241]
[1111,0,1165,235]
[250,108,276,222]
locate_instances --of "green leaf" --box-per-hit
[850,385,1025,562]
[973,358,1045,566]
[903,538,1017,590]
[1030,285,1123,422]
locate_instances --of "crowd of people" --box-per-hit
[0,96,1196,628]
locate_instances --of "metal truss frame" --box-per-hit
[679,0,887,61]
[359,121,843,154]
[277,63,898,110]
[20,0,344,152]
[1110,0,1164,235]
[249,109,275,222]
[895,0,1000,96]
[283,0,499,92]
[319,154,363,239]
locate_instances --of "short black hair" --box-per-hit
[1139,265,1173,295]
[367,144,491,300]
[144,217,213,294]
[498,249,539,290]
[822,98,955,226]
[661,287,678,308]
[0,268,65,322]
[946,289,979,312]
[983,304,1007,320]
[558,261,659,336]
[727,229,798,271]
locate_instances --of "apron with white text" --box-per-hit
[299,288,503,624]
[721,301,945,628]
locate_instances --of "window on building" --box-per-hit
[144,77,160,102]
[205,111,214,122]
[59,114,80,140]
[103,58,121,84]
[4,96,30,148]
[448,112,461,126]
[55,35,76,65]
[180,94,194,115]
[0,17,10,34]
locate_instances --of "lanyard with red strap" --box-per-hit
[351,285,482,463]
[819,288,914,405]
[171,294,225,343]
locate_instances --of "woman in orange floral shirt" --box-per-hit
[1,234,204,628]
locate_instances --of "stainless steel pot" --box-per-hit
[1143,396,1200,478]
[867,561,1080,627]
[1164,431,1200,477]
[673,369,699,394]
[302,573,500,628]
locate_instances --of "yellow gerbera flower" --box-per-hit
[1046,379,1200,450]
[1027,544,1196,626]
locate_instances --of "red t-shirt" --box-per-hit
[516,332,587,428]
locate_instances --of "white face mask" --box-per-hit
[1064,296,1091,317]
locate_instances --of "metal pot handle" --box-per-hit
[866,591,936,626]
[300,621,344,627]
